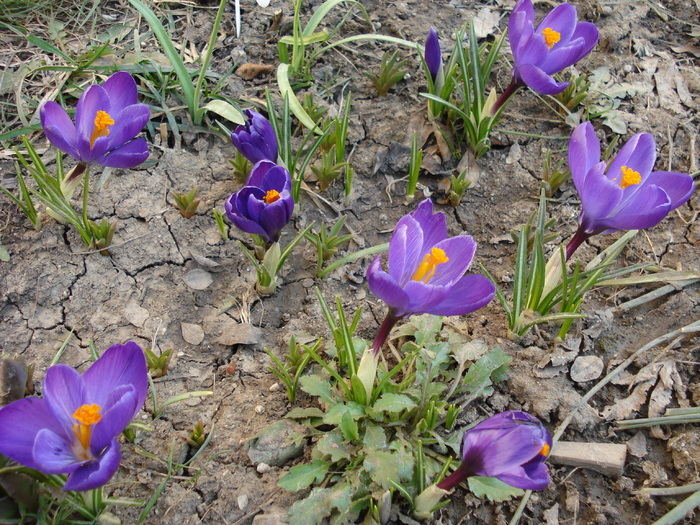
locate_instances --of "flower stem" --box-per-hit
[371,311,399,356]
[436,462,473,491]
[490,79,522,117]
[565,228,592,261]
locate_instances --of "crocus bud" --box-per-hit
[231,109,279,165]
[424,27,442,83]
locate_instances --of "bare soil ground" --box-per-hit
[1,0,699,523]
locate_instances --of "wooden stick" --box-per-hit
[549,441,627,477]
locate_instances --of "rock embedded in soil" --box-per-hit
[181,322,205,345]
[247,419,308,467]
[184,269,213,290]
[570,355,605,383]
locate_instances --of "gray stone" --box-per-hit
[247,419,307,467]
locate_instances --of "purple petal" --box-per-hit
[40,102,79,159]
[244,189,267,223]
[513,34,550,70]
[498,457,551,490]
[578,162,623,227]
[90,386,139,453]
[366,257,410,316]
[259,198,293,242]
[427,236,477,286]
[535,3,577,45]
[105,103,150,150]
[645,171,695,210]
[259,165,292,193]
[424,274,495,316]
[466,427,543,475]
[389,220,424,284]
[43,364,88,437]
[570,22,599,60]
[247,160,275,187]
[569,122,601,192]
[409,199,448,256]
[606,133,656,181]
[600,184,671,231]
[74,85,111,163]
[32,428,83,474]
[0,398,63,470]
[509,0,535,57]
[402,280,450,314]
[102,72,139,115]
[82,341,148,412]
[63,438,121,491]
[517,64,569,94]
[542,42,591,75]
[97,138,149,169]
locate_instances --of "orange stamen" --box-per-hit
[89,110,115,148]
[619,166,641,189]
[72,404,102,452]
[412,247,449,283]
[540,443,551,456]
[542,28,561,49]
[263,189,281,204]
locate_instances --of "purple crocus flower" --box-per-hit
[509,0,598,95]
[424,27,442,83]
[224,160,294,243]
[0,342,148,491]
[366,199,495,320]
[565,122,696,260]
[40,72,150,169]
[438,411,552,491]
[231,109,279,164]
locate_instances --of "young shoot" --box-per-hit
[365,50,407,97]
[304,216,354,278]
[171,187,200,219]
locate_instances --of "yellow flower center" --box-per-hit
[542,27,561,49]
[89,110,115,148]
[540,442,551,457]
[72,404,102,456]
[619,165,641,189]
[263,189,281,204]
[412,247,449,284]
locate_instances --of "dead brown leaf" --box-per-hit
[236,63,275,80]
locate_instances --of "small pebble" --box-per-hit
[257,462,272,474]
[269,383,281,392]
[237,494,249,511]
[255,405,265,414]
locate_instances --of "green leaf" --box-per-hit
[317,432,351,462]
[277,64,321,133]
[299,374,335,405]
[461,347,511,398]
[339,411,359,441]
[201,100,245,125]
[323,402,365,425]
[285,407,326,420]
[372,393,417,414]
[467,476,524,502]
[287,483,354,525]
[278,460,331,492]
[362,423,387,448]
[363,449,399,489]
